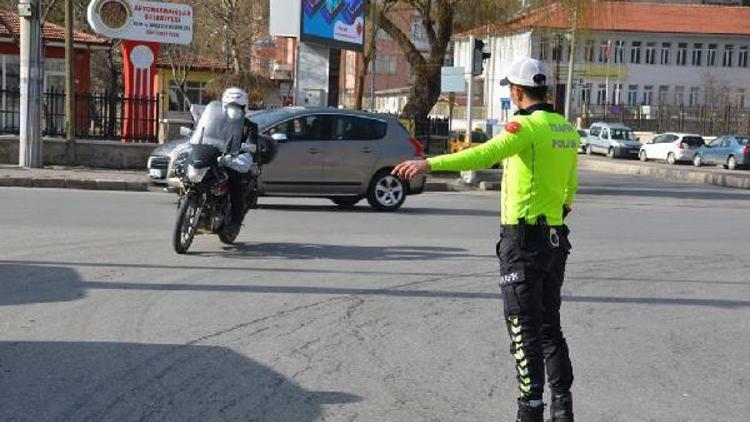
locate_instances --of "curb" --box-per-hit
[0,176,151,192]
[578,158,750,190]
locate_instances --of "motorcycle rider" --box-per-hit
[218,87,257,238]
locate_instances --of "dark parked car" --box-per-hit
[693,135,750,170]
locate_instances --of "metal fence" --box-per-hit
[580,104,750,135]
[0,89,161,143]
[396,115,451,155]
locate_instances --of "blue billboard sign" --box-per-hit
[301,0,365,51]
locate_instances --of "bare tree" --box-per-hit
[374,0,520,120]
[355,0,379,110]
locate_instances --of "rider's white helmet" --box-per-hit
[222,87,248,109]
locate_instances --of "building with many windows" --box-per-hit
[453,1,750,127]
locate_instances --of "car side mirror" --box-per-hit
[240,142,257,154]
[271,133,288,142]
[180,126,193,137]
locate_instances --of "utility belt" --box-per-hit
[500,216,567,248]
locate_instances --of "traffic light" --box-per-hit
[471,38,491,76]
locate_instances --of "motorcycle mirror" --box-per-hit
[271,133,288,142]
[180,126,194,137]
[241,143,257,153]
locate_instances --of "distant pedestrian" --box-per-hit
[393,57,579,422]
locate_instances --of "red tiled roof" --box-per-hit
[156,53,232,71]
[0,10,108,45]
[460,1,750,37]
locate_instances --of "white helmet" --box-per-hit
[222,87,248,108]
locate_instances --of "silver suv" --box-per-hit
[149,108,426,211]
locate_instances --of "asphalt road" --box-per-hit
[1,171,748,422]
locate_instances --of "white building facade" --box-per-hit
[452,2,750,128]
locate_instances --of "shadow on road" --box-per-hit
[2,261,747,309]
[0,341,360,422]
[193,242,492,261]
[259,203,499,218]
[0,264,85,306]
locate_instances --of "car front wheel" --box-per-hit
[367,170,406,212]
[693,154,703,167]
[607,147,616,159]
[727,156,737,171]
[667,152,676,165]
[639,150,648,162]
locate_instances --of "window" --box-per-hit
[589,126,601,137]
[627,85,638,106]
[613,83,623,104]
[645,42,656,64]
[584,39,595,62]
[540,36,549,61]
[332,116,388,140]
[552,38,564,61]
[660,42,671,65]
[373,55,398,75]
[642,85,654,105]
[596,83,607,105]
[707,44,717,66]
[692,43,703,66]
[658,86,669,105]
[410,19,425,43]
[580,83,591,104]
[723,44,734,67]
[678,43,689,65]
[614,40,625,63]
[269,115,329,141]
[630,41,641,64]
[674,86,685,105]
[168,81,207,112]
[689,87,700,106]
[600,128,609,139]
[738,89,746,107]
[739,46,749,68]
[598,41,610,63]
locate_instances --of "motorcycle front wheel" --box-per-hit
[173,193,200,254]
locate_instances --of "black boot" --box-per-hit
[516,399,544,422]
[548,393,574,422]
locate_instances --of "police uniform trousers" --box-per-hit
[496,222,574,401]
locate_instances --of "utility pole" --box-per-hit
[564,24,577,121]
[465,36,474,143]
[65,0,75,143]
[18,0,43,168]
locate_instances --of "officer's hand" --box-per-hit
[393,160,430,181]
[563,205,573,218]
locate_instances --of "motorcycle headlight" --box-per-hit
[187,165,209,183]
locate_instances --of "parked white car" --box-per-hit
[639,132,706,164]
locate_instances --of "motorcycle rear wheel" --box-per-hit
[173,194,199,254]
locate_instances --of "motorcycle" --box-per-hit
[171,101,274,254]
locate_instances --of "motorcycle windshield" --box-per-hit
[189,101,244,154]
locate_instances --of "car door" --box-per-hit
[645,134,663,158]
[587,126,601,151]
[259,114,330,195]
[716,138,733,165]
[321,114,384,194]
[703,137,721,164]
[597,128,610,153]
[659,134,678,160]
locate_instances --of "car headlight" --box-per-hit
[187,165,209,183]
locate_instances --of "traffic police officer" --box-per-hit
[393,57,579,422]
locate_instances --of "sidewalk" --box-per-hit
[0,165,152,191]
[2,156,748,193]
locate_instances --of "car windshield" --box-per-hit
[682,136,705,147]
[610,129,635,140]
[190,101,245,153]
[737,137,749,146]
